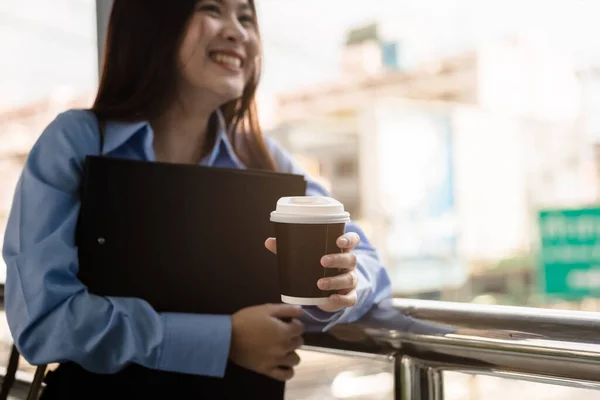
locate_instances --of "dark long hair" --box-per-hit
[92,0,276,170]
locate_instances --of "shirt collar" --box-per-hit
[102,108,245,168]
[202,110,246,169]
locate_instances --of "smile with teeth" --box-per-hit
[210,52,243,69]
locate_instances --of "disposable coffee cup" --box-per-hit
[270,196,351,306]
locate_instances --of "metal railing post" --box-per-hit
[396,356,444,400]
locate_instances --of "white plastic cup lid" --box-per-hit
[270,196,350,224]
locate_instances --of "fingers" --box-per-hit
[264,237,277,254]
[267,304,305,319]
[278,351,301,368]
[336,232,360,251]
[268,351,301,381]
[317,290,358,313]
[269,365,295,381]
[284,318,305,337]
[329,290,357,307]
[284,335,305,353]
[318,270,358,291]
[321,252,357,270]
[264,325,304,382]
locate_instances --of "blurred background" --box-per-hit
[1,0,599,398]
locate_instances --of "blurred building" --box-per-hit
[268,23,474,296]
[267,23,597,296]
[0,0,98,286]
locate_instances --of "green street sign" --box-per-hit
[538,208,600,299]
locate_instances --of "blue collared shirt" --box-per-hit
[2,109,392,377]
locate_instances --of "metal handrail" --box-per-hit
[3,299,600,399]
[304,299,600,399]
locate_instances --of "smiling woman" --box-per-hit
[94,0,274,169]
[1,0,391,398]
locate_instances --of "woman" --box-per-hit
[2,0,391,396]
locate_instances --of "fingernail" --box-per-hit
[318,280,329,290]
[321,256,332,266]
[339,238,349,246]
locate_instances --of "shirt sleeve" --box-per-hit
[265,136,393,330]
[2,111,231,377]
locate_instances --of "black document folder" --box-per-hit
[77,155,306,313]
[75,155,307,396]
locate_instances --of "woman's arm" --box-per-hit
[2,111,231,377]
[265,137,392,329]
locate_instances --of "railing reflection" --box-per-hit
[304,299,600,399]
[2,299,600,399]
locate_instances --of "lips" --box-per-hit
[209,51,244,70]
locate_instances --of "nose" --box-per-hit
[222,17,249,43]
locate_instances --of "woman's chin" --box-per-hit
[208,80,246,104]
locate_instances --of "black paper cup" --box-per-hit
[270,197,350,306]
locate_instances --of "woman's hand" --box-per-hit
[265,232,360,313]
[230,304,305,381]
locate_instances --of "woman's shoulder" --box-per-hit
[263,135,305,176]
[39,108,100,141]
[23,109,103,192]
[33,108,103,159]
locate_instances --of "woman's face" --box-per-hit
[178,0,260,104]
